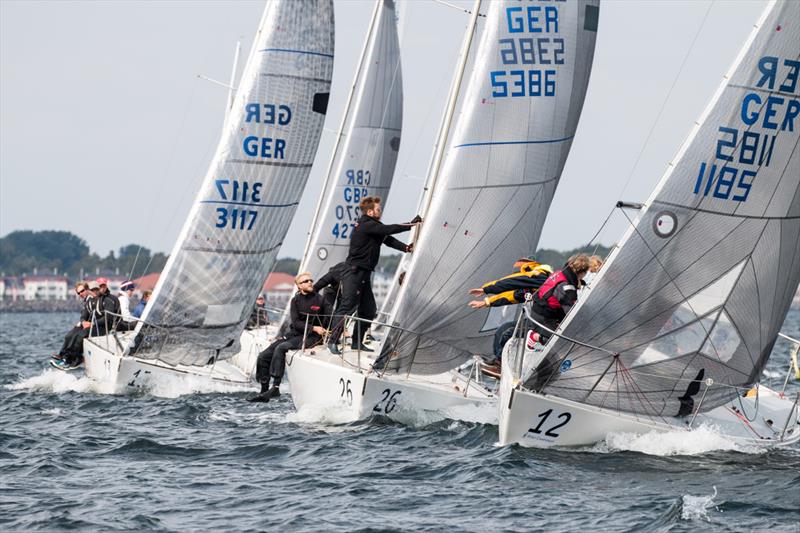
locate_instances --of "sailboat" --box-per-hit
[82,0,335,391]
[226,0,404,382]
[498,0,800,448]
[286,0,601,422]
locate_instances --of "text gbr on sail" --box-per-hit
[242,102,293,159]
[693,56,799,203]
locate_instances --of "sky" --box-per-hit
[0,0,767,260]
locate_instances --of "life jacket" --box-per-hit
[533,270,569,316]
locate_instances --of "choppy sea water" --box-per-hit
[1,311,799,532]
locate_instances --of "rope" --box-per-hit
[522,306,618,357]
[616,0,716,200]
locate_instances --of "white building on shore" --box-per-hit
[22,276,69,301]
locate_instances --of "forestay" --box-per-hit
[302,0,403,279]
[134,0,335,366]
[531,0,800,418]
[381,0,600,374]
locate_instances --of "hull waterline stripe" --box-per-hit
[454,136,574,148]
[260,48,334,59]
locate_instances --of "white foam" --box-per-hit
[286,404,364,428]
[208,407,285,425]
[137,372,257,399]
[596,424,766,456]
[41,407,62,416]
[6,369,117,395]
[5,368,257,398]
[681,487,719,522]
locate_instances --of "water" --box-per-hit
[2,311,799,531]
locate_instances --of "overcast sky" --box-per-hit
[1,0,766,261]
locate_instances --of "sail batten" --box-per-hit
[133,1,335,367]
[531,0,800,417]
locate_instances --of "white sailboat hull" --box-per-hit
[499,384,800,448]
[83,328,272,392]
[286,347,496,424]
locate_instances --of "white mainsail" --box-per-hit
[134,0,335,366]
[301,0,403,279]
[529,0,800,418]
[380,0,600,374]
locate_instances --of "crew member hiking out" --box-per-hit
[51,281,95,370]
[248,272,333,403]
[327,196,420,355]
[90,278,121,336]
[466,258,554,362]
[527,254,591,345]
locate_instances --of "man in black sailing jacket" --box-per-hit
[51,281,96,369]
[326,196,420,355]
[90,277,121,336]
[248,272,333,403]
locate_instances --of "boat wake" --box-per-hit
[5,369,116,395]
[593,424,767,456]
[5,368,256,398]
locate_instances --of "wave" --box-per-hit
[593,424,767,456]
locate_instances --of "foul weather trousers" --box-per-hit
[329,267,376,346]
[255,333,322,384]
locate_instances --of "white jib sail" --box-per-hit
[300,0,403,279]
[380,0,600,375]
[531,0,800,418]
[135,0,335,366]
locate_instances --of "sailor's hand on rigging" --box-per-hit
[312,326,326,336]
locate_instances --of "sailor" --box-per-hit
[313,260,350,313]
[467,258,553,309]
[327,196,420,355]
[526,254,591,345]
[248,272,333,403]
[116,280,136,331]
[132,290,151,319]
[582,255,603,287]
[90,277,121,336]
[51,282,95,369]
[246,294,267,329]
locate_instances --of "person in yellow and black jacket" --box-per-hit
[467,259,553,309]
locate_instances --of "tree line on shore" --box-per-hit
[0,229,612,280]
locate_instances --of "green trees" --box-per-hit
[0,231,167,278]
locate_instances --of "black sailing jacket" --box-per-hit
[345,215,411,271]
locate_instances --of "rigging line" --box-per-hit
[617,0,716,201]
[431,0,486,17]
[522,306,617,357]
[584,204,616,249]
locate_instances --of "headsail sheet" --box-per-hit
[381,0,599,374]
[135,0,335,366]
[303,0,403,279]
[532,0,800,418]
